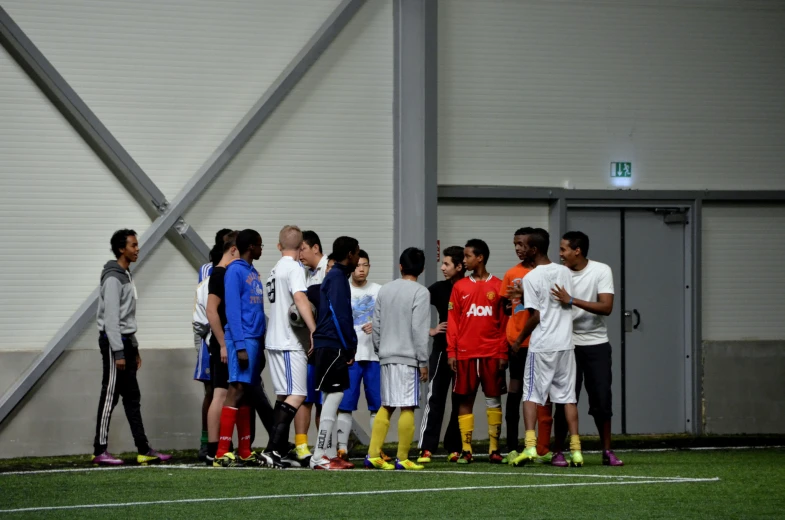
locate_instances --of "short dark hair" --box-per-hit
[214,228,233,247]
[222,231,239,252]
[465,238,490,264]
[400,247,425,277]
[327,252,336,262]
[527,228,550,255]
[562,231,589,257]
[358,249,369,263]
[442,246,464,270]
[302,230,322,254]
[111,229,137,258]
[515,227,535,237]
[236,229,261,255]
[331,236,359,262]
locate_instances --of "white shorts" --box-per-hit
[523,350,577,405]
[381,363,421,408]
[268,349,308,397]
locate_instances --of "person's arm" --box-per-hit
[428,283,447,337]
[499,272,513,317]
[518,310,541,347]
[413,288,431,381]
[224,267,246,351]
[446,284,461,372]
[102,277,126,367]
[330,276,358,356]
[372,290,382,356]
[512,277,539,352]
[551,286,613,316]
[291,268,316,333]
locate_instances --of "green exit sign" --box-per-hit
[611,162,632,178]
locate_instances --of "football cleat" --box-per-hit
[239,451,266,467]
[550,451,568,467]
[536,451,554,464]
[295,444,312,466]
[198,445,209,463]
[501,450,518,465]
[137,449,172,465]
[364,455,395,470]
[395,458,424,470]
[603,450,624,467]
[447,452,460,463]
[416,450,432,464]
[456,451,473,465]
[259,450,290,469]
[213,452,244,468]
[204,454,215,467]
[489,451,504,464]
[310,455,333,470]
[511,447,537,467]
[569,451,584,467]
[91,452,124,466]
[379,449,393,463]
[337,449,350,461]
[281,452,304,468]
[330,456,355,470]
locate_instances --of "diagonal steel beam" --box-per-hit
[0,6,210,267]
[0,0,366,425]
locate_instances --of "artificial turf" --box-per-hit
[0,448,783,519]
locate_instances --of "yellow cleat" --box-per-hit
[395,459,424,470]
[364,455,395,470]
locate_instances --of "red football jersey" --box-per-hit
[446,274,508,361]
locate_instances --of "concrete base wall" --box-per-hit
[703,341,785,434]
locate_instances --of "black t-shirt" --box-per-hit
[429,280,454,352]
[208,266,228,350]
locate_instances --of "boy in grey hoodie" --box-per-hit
[92,229,171,466]
[364,248,430,471]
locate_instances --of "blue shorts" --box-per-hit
[226,337,262,385]
[305,363,322,405]
[193,340,211,382]
[339,360,381,412]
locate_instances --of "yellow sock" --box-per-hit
[487,407,502,453]
[458,414,474,453]
[368,407,391,458]
[570,434,581,452]
[525,430,537,449]
[295,434,308,448]
[397,409,415,461]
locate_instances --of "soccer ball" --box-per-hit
[289,302,317,328]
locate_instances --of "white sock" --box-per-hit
[336,412,353,452]
[369,412,377,433]
[314,392,341,461]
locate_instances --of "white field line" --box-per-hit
[0,463,711,481]
[0,478,720,514]
[408,445,785,460]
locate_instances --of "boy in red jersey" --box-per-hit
[447,239,508,464]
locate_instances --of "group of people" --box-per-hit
[90,223,623,470]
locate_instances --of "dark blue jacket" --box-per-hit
[313,263,357,353]
[224,259,266,350]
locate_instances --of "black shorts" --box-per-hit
[574,343,613,419]
[507,346,527,381]
[313,347,350,394]
[208,340,229,390]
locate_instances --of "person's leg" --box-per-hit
[363,360,382,450]
[208,387,227,459]
[505,348,525,453]
[418,350,452,455]
[552,350,582,466]
[265,351,306,458]
[456,359,480,460]
[336,361,362,454]
[118,344,151,456]
[250,350,275,436]
[93,336,120,459]
[368,405,394,458]
[201,382,212,450]
[444,387,462,455]
[216,383,244,458]
[517,351,548,463]
[479,358,505,459]
[313,391,342,462]
[536,402,553,456]
[398,406,416,462]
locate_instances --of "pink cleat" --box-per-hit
[92,452,124,466]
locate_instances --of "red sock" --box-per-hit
[216,407,238,458]
[237,406,252,459]
[537,403,553,456]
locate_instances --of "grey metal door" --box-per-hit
[566,208,687,434]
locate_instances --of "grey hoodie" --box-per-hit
[96,260,138,359]
[372,278,430,368]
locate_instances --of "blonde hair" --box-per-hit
[279,225,303,251]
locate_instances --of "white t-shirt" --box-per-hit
[350,281,382,361]
[306,255,328,287]
[571,260,615,346]
[523,263,574,353]
[265,256,309,351]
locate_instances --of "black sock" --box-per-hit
[137,444,150,455]
[266,401,298,453]
[505,392,522,452]
[207,442,219,458]
[94,444,107,457]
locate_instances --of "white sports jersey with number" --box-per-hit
[265,256,309,351]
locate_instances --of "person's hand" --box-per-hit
[308,333,315,357]
[551,284,572,305]
[237,350,249,370]
[362,323,373,335]
[448,357,457,373]
[510,339,522,354]
[498,358,508,371]
[507,283,523,300]
[346,356,355,366]
[220,346,228,364]
[430,322,448,337]
[136,354,142,370]
[419,366,428,382]
[115,358,126,371]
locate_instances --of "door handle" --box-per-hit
[633,309,641,330]
[624,311,632,333]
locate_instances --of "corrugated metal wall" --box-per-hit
[702,204,785,341]
[438,0,785,190]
